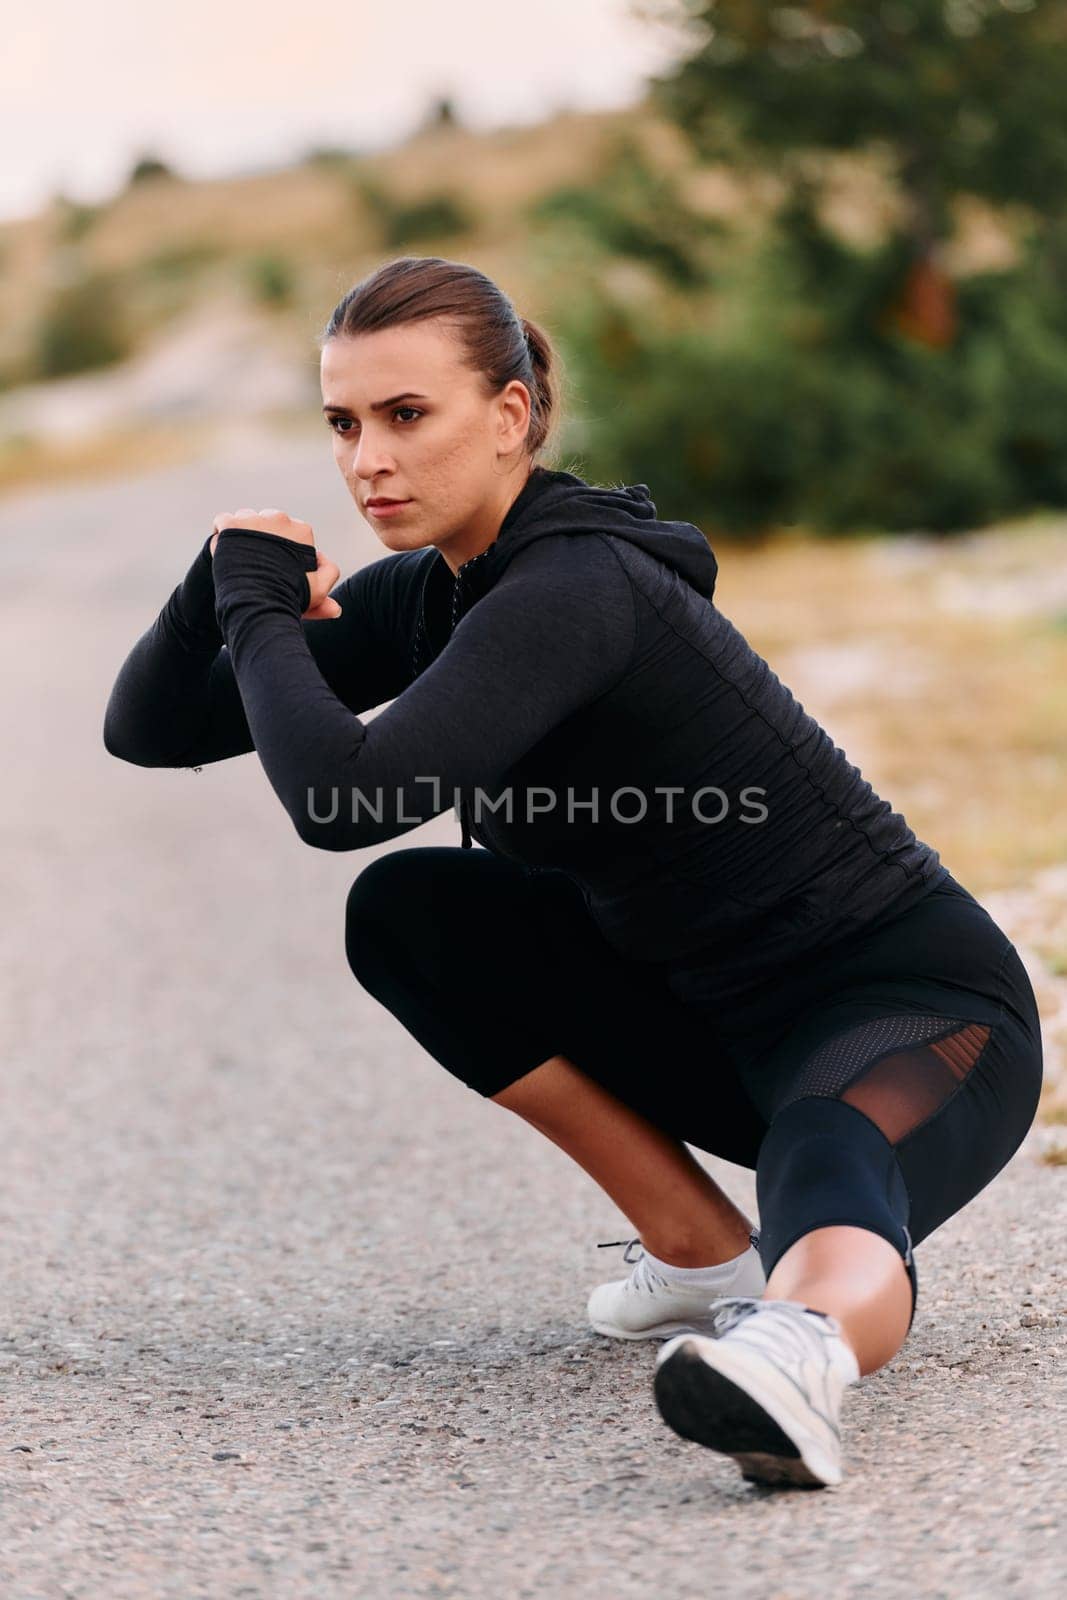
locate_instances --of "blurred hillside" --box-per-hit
[0,107,676,390]
[0,95,1026,521]
[8,0,1067,536]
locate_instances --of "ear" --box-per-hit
[497,379,531,452]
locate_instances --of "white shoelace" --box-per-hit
[596,1237,667,1294]
[595,1230,762,1295]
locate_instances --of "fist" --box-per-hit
[210,506,313,557]
[304,551,343,621]
[210,507,341,620]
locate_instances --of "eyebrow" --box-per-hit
[322,392,430,416]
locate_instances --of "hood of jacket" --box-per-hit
[461,463,718,606]
[413,464,718,678]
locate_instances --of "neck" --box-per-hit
[438,461,537,576]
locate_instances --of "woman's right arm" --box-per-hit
[102,535,422,768]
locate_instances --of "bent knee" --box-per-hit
[344,846,480,976]
[344,851,425,973]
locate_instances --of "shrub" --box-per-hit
[245,252,296,308]
[528,136,720,290]
[126,153,177,186]
[51,194,103,243]
[33,269,131,378]
[349,175,475,246]
[553,223,1067,536]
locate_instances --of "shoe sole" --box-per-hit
[589,1314,722,1342]
[653,1339,840,1488]
[586,1265,769,1343]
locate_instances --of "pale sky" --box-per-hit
[3,0,691,222]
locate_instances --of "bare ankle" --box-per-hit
[640,1223,755,1269]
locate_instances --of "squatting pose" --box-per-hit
[104,255,1043,1489]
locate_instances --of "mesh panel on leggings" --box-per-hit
[778,1012,994,1145]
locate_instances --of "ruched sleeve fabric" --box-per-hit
[206,526,637,850]
[102,532,425,770]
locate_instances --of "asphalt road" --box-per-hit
[2,433,1064,1598]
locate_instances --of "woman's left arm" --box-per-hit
[212,526,637,850]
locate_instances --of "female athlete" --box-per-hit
[103,255,1043,1489]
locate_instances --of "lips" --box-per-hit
[367,498,409,509]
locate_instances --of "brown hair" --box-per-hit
[318,255,562,461]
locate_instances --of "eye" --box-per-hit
[326,407,423,434]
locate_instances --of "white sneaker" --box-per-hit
[586,1231,766,1341]
[653,1295,861,1488]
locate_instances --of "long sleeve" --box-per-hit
[103,532,241,766]
[209,526,638,851]
[102,532,421,769]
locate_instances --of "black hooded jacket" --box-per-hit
[103,464,946,1010]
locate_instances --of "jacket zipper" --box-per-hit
[446,543,497,849]
[451,562,473,847]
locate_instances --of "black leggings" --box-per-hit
[344,848,1044,1331]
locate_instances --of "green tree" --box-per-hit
[544,0,1067,530]
[637,0,1067,344]
[126,152,177,187]
[528,133,723,288]
[421,95,462,132]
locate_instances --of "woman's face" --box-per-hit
[320,319,532,570]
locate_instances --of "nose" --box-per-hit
[350,429,396,482]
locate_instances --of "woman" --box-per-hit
[103,254,1043,1491]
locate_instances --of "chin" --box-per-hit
[374,525,435,555]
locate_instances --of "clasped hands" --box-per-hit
[210,507,343,621]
